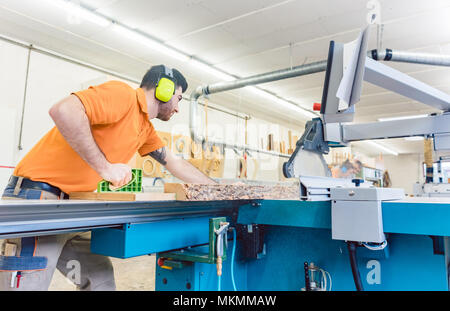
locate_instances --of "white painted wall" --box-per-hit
[0,39,29,191]
[17,52,104,162]
[0,37,303,192]
[382,154,424,195]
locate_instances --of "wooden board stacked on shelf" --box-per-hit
[172,134,192,157]
[157,131,172,150]
[164,183,299,201]
[135,154,171,178]
[128,131,173,178]
[188,145,225,179]
[69,192,176,201]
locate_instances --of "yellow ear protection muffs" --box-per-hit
[155,66,176,103]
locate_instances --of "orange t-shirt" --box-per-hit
[14,81,165,193]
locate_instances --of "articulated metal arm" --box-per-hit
[320,26,450,150]
[282,118,331,179]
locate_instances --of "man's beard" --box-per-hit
[156,102,173,121]
[157,112,171,121]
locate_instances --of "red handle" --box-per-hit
[16,273,21,288]
[157,258,165,267]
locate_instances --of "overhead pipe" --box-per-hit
[203,61,328,95]
[370,49,450,67]
[189,61,328,158]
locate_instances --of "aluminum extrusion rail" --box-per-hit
[0,199,246,238]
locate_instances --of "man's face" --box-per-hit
[157,86,183,121]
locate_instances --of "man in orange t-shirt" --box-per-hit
[0,65,215,291]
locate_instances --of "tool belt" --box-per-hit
[7,175,68,198]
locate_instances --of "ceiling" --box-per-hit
[0,0,450,156]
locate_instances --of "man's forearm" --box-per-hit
[149,146,217,184]
[166,158,216,184]
[49,95,109,174]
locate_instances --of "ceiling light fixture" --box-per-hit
[45,0,111,27]
[44,0,316,120]
[378,114,428,122]
[111,24,190,62]
[248,86,318,119]
[404,136,425,141]
[365,141,399,156]
[189,59,235,81]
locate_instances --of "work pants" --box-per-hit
[0,183,116,291]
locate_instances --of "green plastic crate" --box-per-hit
[97,169,143,193]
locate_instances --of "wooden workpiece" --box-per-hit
[69,192,176,201]
[164,183,299,201]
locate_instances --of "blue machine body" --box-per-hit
[91,217,213,258]
[91,199,450,291]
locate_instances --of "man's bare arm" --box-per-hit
[148,147,167,165]
[49,95,131,187]
[149,147,216,184]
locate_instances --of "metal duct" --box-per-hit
[370,49,450,67]
[189,61,327,158]
[204,61,328,95]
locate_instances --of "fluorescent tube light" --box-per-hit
[95,8,140,29]
[404,136,424,141]
[378,114,427,122]
[46,0,111,27]
[247,86,318,119]
[112,24,189,62]
[47,1,191,62]
[365,141,399,156]
[44,0,327,120]
[189,59,235,81]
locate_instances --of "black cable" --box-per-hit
[347,241,364,291]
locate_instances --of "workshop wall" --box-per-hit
[383,154,424,195]
[0,37,300,191]
[0,39,28,192]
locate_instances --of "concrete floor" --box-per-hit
[49,255,156,291]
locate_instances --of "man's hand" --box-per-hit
[99,163,132,188]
